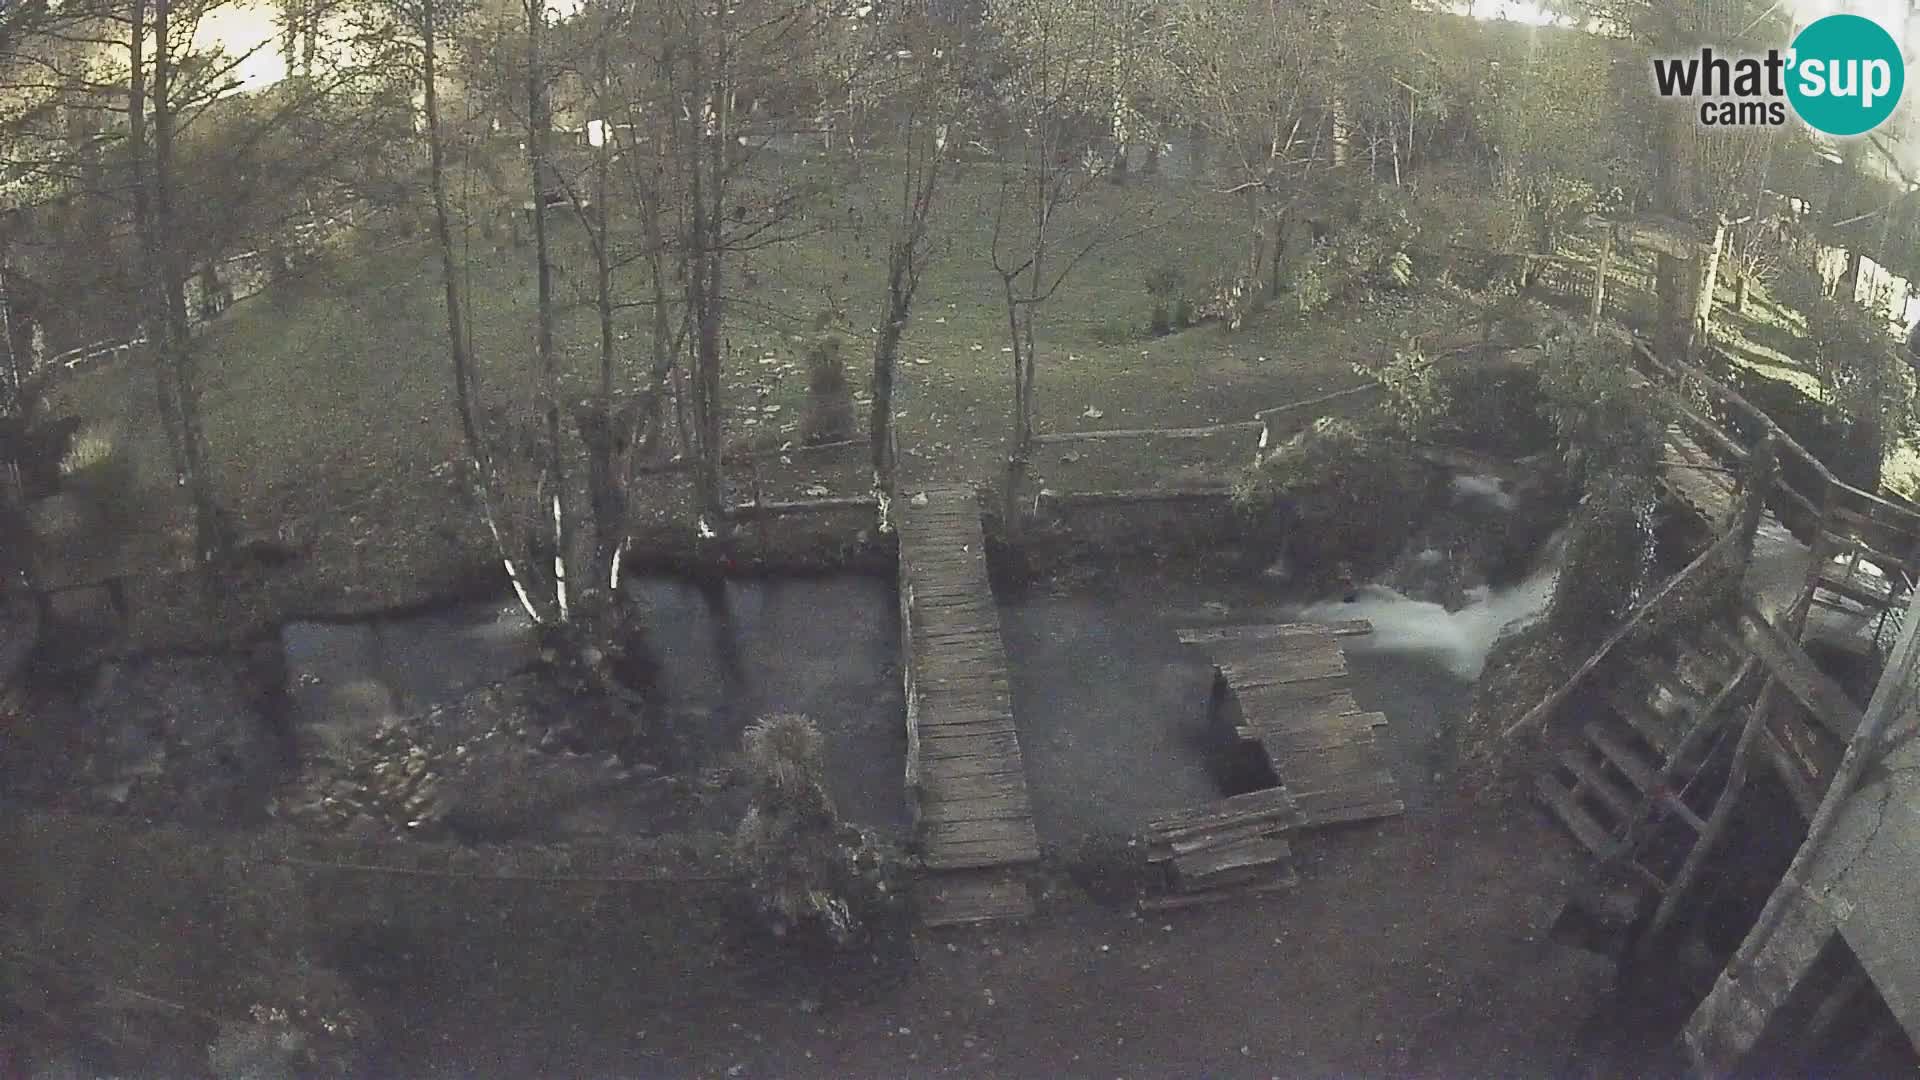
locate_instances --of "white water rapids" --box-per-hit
[1294,528,1569,682]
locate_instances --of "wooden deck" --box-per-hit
[897,485,1039,925]
[1178,622,1404,828]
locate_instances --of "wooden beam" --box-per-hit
[1735,604,1863,741]
[1036,487,1231,508]
[1031,421,1261,444]
[1644,341,1920,529]
[1638,678,1779,955]
[1613,214,1706,261]
[1252,382,1380,424]
[720,495,876,519]
[1505,524,1743,740]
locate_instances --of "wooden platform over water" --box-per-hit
[1179,622,1404,828]
[898,485,1039,925]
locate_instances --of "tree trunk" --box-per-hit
[527,0,570,622]
[1590,228,1614,333]
[421,8,483,462]
[871,282,904,502]
[1695,218,1727,344]
[1734,270,1751,314]
[585,30,621,594]
[152,0,224,563]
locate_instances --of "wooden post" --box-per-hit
[1732,434,1776,561]
[1590,228,1614,334]
[1636,677,1781,958]
[1695,216,1729,345]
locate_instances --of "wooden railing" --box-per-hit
[1504,435,1777,741]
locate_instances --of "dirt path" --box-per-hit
[382,797,1611,1078]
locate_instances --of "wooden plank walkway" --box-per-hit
[898,485,1038,924]
[1660,422,1739,530]
[1179,623,1404,828]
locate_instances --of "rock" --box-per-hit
[908,493,929,508]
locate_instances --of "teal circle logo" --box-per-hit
[1787,14,1905,137]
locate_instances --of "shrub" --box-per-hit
[1763,254,1916,491]
[1232,417,1426,583]
[733,713,892,946]
[1432,357,1556,459]
[800,313,857,446]
[1145,264,1185,336]
[1535,333,1667,640]
[1361,347,1555,460]
[59,427,142,538]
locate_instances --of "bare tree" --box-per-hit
[864,10,962,519]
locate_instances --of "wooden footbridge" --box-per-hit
[1134,619,1404,909]
[896,484,1041,926]
[1179,621,1404,828]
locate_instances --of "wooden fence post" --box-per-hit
[1590,228,1614,334]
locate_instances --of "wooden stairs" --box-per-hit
[1535,616,1748,894]
[1535,601,1865,942]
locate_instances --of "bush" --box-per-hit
[800,314,857,446]
[1433,357,1556,458]
[1145,264,1186,336]
[1535,333,1666,640]
[1758,255,1915,491]
[733,714,893,947]
[1362,348,1556,460]
[60,427,142,538]
[1232,417,1427,583]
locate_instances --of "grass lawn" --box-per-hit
[61,151,1911,627]
[46,157,1489,625]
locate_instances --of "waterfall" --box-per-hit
[1294,529,1569,682]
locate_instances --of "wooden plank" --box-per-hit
[923,842,1040,872]
[1173,836,1292,886]
[921,770,1029,804]
[1282,768,1397,799]
[1583,722,1659,794]
[1138,870,1299,912]
[1269,743,1384,779]
[915,712,1015,735]
[1231,680,1359,715]
[1296,799,1406,828]
[917,874,1032,927]
[917,729,1023,759]
[1175,621,1370,645]
[1142,787,1300,843]
[920,794,1034,826]
[1256,723,1379,755]
[1218,651,1348,688]
[1736,604,1863,741]
[1148,819,1289,863]
[1204,632,1345,666]
[921,754,1031,779]
[1560,749,1637,822]
[1254,708,1382,738]
[1535,774,1620,858]
[924,816,1038,853]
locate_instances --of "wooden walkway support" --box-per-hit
[1178,623,1404,828]
[897,484,1039,926]
[1139,787,1302,910]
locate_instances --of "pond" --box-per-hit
[281,573,909,836]
[1000,519,1565,844]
